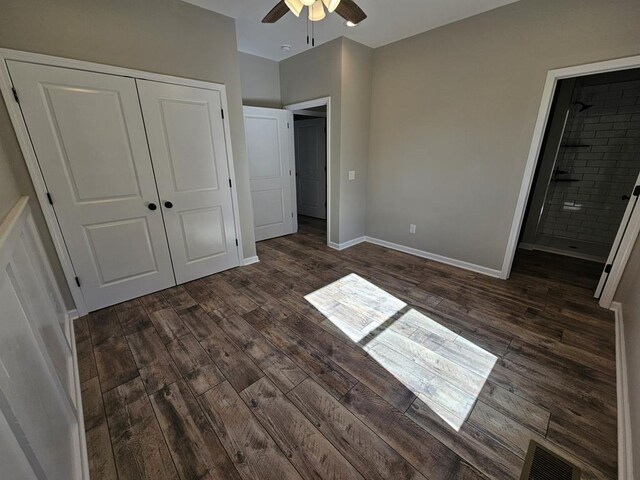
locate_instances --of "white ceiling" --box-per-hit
[182,0,519,61]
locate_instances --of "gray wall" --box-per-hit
[339,39,373,243]
[366,0,640,271]
[280,38,373,245]
[615,236,640,476]
[280,38,344,244]
[238,52,281,108]
[0,0,257,308]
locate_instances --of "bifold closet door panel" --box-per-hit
[137,80,239,284]
[7,61,176,311]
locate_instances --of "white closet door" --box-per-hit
[8,61,175,312]
[244,106,295,241]
[295,118,327,219]
[137,80,239,284]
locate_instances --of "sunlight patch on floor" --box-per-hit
[305,274,497,431]
[304,273,406,342]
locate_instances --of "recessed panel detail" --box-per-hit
[252,189,285,228]
[179,207,227,263]
[160,99,219,192]
[85,218,158,285]
[246,116,282,179]
[44,85,142,202]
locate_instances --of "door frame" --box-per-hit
[501,54,640,307]
[284,97,331,246]
[0,48,245,316]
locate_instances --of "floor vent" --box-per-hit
[521,441,581,480]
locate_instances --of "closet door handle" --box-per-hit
[147,202,158,211]
[164,201,174,209]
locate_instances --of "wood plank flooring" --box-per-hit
[76,216,617,480]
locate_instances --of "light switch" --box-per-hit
[348,171,356,181]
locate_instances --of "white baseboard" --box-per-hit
[611,301,634,480]
[364,236,502,278]
[67,312,90,479]
[328,236,367,251]
[242,256,260,266]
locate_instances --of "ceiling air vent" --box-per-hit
[520,441,581,480]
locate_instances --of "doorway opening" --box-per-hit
[293,106,327,238]
[515,67,640,297]
[285,97,331,245]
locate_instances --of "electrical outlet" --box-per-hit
[348,170,356,181]
[410,224,416,234]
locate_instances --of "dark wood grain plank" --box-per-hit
[218,314,307,392]
[198,381,302,480]
[179,305,222,341]
[126,329,180,394]
[94,334,138,393]
[103,377,178,480]
[149,308,189,344]
[82,377,118,480]
[117,305,153,336]
[478,382,550,436]
[198,322,263,392]
[150,380,241,480]
[407,398,522,480]
[166,333,225,396]
[242,377,364,480]
[467,401,544,458]
[87,307,121,347]
[288,378,427,480]
[341,382,460,479]
[243,310,357,398]
[76,317,97,382]
[139,291,171,313]
[163,286,196,311]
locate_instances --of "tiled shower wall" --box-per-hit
[538,79,640,247]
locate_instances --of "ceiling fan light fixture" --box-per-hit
[300,0,315,6]
[284,0,304,16]
[322,0,341,13]
[308,1,326,22]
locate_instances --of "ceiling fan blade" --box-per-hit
[262,1,290,23]
[335,0,367,24]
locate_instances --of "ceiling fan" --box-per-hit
[262,0,367,26]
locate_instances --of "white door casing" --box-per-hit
[137,80,240,284]
[8,61,175,311]
[243,106,295,242]
[295,117,327,219]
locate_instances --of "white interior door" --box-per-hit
[244,106,295,242]
[295,117,327,219]
[595,175,640,298]
[8,61,175,311]
[137,80,239,284]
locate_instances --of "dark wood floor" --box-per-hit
[75,217,616,480]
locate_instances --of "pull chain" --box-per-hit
[307,15,310,45]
